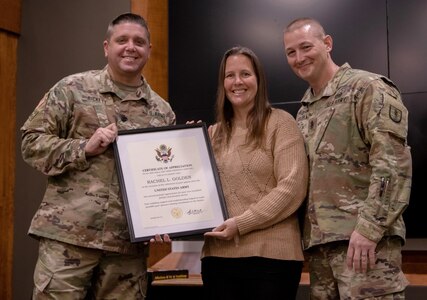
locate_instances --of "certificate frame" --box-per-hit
[113,123,228,242]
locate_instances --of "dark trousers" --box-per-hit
[201,256,303,300]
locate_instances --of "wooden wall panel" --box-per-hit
[132,0,169,100]
[0,30,17,300]
[1,1,20,299]
[0,0,21,34]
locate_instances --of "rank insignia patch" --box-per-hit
[389,105,402,123]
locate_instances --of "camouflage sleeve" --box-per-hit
[21,84,90,176]
[148,87,176,126]
[354,78,412,243]
[164,102,176,126]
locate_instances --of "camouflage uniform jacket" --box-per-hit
[21,66,176,254]
[296,63,412,250]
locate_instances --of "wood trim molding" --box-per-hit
[0,2,20,299]
[0,30,17,300]
[132,0,169,100]
[0,0,21,34]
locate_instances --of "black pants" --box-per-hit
[201,256,303,300]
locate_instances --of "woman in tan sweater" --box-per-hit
[201,46,309,300]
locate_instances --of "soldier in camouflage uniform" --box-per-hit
[283,18,412,299]
[21,13,175,299]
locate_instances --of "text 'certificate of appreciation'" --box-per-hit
[114,123,228,242]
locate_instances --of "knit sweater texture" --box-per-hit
[202,108,308,261]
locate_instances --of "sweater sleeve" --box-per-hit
[235,110,309,235]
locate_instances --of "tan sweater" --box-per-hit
[202,108,308,261]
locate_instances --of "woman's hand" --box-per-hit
[149,234,171,244]
[204,218,238,241]
[185,120,202,124]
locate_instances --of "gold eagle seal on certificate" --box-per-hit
[171,207,183,219]
[155,144,174,163]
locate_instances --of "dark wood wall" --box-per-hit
[0,0,21,298]
[133,0,169,100]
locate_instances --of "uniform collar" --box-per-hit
[98,66,151,103]
[302,63,352,104]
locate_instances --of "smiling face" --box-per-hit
[224,54,258,113]
[283,23,332,87]
[103,22,151,85]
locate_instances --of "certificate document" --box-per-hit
[114,123,228,242]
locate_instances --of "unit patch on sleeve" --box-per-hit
[389,105,402,123]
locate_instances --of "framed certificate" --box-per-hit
[113,123,228,242]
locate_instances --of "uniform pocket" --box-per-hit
[34,259,54,292]
[139,271,149,299]
[314,106,335,154]
[73,103,99,138]
[356,237,408,298]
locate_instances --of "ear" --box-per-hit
[147,43,152,58]
[103,40,109,58]
[324,34,333,52]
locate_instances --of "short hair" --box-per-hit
[285,17,326,39]
[105,13,150,42]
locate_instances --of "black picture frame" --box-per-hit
[113,123,228,242]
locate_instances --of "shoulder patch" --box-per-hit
[389,105,402,123]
